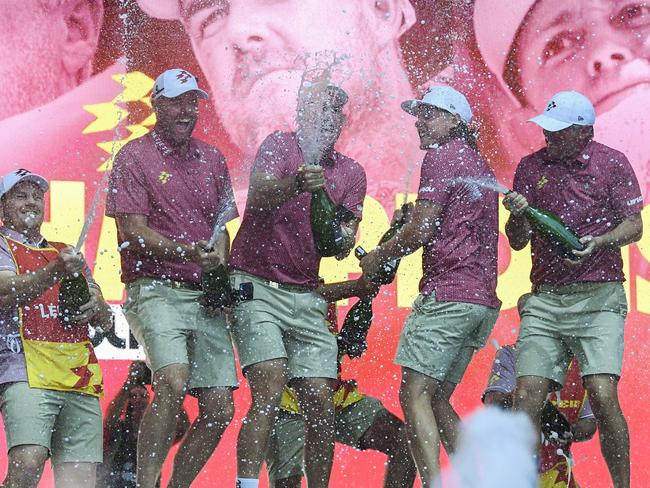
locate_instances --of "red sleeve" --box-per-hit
[105,144,150,217]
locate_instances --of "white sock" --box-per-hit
[236,478,259,488]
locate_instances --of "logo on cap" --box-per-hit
[176,70,192,84]
[16,169,31,177]
[546,101,557,111]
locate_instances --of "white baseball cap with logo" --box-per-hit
[152,68,209,100]
[528,91,596,132]
[0,169,49,198]
[401,86,473,123]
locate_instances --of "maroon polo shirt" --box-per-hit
[417,139,500,308]
[229,131,366,288]
[106,130,238,284]
[513,140,643,288]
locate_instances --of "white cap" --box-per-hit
[152,69,209,100]
[473,0,536,105]
[0,169,49,198]
[402,86,473,123]
[528,91,596,132]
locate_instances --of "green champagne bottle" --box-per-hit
[201,264,232,309]
[59,273,91,325]
[311,188,343,257]
[523,205,585,256]
[354,203,409,284]
[338,204,410,358]
[338,298,373,359]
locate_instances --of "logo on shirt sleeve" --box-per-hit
[626,196,642,207]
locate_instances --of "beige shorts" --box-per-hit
[395,293,499,383]
[0,382,102,465]
[265,396,386,482]
[230,272,337,380]
[124,278,239,390]
[516,282,627,385]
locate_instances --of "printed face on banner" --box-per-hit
[513,0,650,114]
[177,0,440,160]
[474,0,650,190]
[0,0,102,121]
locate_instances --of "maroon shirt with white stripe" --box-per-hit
[513,140,643,288]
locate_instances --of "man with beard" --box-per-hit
[473,0,650,195]
[0,169,112,488]
[106,69,239,488]
[503,91,643,488]
[136,0,453,201]
[228,85,368,488]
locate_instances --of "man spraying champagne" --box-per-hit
[503,91,643,488]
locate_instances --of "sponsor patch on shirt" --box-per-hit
[626,196,642,207]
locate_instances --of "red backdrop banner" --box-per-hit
[1,1,649,486]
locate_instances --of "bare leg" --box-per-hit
[237,359,288,478]
[136,363,190,488]
[583,374,630,488]
[358,410,417,488]
[513,375,552,455]
[2,445,48,488]
[168,387,235,488]
[399,367,442,488]
[292,378,335,488]
[430,381,460,456]
[53,462,96,488]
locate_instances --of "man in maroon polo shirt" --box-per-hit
[228,86,369,488]
[503,91,643,488]
[359,86,501,486]
[106,69,239,488]
[360,87,500,486]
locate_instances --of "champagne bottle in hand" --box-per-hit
[59,272,91,325]
[522,204,585,257]
[201,264,232,309]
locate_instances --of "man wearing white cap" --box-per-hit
[503,91,643,488]
[0,169,112,488]
[473,0,650,191]
[135,0,455,201]
[106,69,239,488]
[360,86,500,486]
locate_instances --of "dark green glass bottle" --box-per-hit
[59,273,91,325]
[201,264,232,309]
[354,203,409,284]
[338,204,410,358]
[524,206,585,256]
[338,298,373,359]
[311,188,343,257]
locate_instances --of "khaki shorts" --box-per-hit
[516,282,627,385]
[230,272,336,380]
[124,278,239,390]
[265,396,386,482]
[395,293,499,383]
[0,382,102,465]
